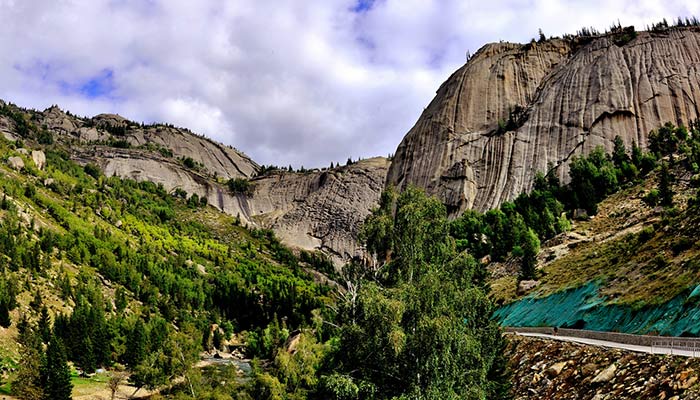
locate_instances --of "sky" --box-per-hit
[1,1,699,168]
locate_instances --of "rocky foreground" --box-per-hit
[508,334,700,399]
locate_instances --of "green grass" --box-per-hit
[0,382,12,395]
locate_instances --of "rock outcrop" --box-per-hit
[41,106,258,180]
[388,27,700,214]
[247,157,389,261]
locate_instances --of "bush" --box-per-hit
[672,237,693,255]
[643,189,659,207]
[182,157,197,169]
[638,226,655,242]
[37,130,54,145]
[83,163,101,180]
[227,178,253,196]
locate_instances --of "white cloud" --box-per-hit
[0,0,698,167]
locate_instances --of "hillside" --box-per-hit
[0,127,333,398]
[0,101,389,265]
[490,133,700,335]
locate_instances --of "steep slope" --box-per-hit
[1,103,389,263]
[490,157,700,335]
[0,133,330,398]
[388,27,700,214]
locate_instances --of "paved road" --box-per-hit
[515,332,700,358]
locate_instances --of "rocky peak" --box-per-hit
[92,113,129,126]
[388,27,700,214]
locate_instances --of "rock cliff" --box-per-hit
[387,27,700,214]
[82,148,388,264]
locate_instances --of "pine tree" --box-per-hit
[45,338,73,400]
[612,135,629,168]
[76,335,96,374]
[115,286,128,312]
[659,162,675,207]
[124,319,147,367]
[0,298,10,328]
[14,322,44,400]
[38,305,51,343]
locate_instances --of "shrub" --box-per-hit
[83,163,101,180]
[643,189,659,207]
[638,226,655,242]
[227,178,253,196]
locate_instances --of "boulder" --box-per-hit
[32,150,45,170]
[592,363,617,383]
[517,280,540,295]
[7,156,24,171]
[546,361,568,378]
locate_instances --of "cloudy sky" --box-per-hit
[1,0,699,168]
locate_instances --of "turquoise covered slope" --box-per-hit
[494,282,700,336]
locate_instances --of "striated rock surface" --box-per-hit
[388,27,700,214]
[248,157,390,261]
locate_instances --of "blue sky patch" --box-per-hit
[77,69,116,99]
[352,0,376,13]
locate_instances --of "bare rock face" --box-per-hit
[248,158,390,262]
[388,28,700,214]
[0,115,18,141]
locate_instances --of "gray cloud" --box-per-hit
[0,0,698,168]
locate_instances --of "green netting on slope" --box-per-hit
[493,282,700,336]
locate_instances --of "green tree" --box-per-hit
[659,162,675,207]
[38,305,52,343]
[44,338,73,400]
[333,188,511,399]
[115,286,128,313]
[212,328,223,351]
[13,320,44,400]
[612,135,629,168]
[0,299,10,328]
[124,319,148,367]
[520,228,540,281]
